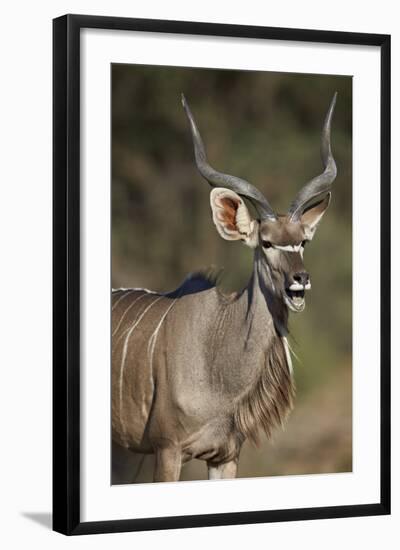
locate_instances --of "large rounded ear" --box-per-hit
[210,188,258,247]
[301,193,331,238]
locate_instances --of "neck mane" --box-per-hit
[233,247,295,444]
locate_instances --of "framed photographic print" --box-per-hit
[53,14,391,535]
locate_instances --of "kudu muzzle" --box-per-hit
[283,253,311,312]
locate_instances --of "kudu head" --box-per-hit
[182,93,337,313]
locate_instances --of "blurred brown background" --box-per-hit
[111,64,352,483]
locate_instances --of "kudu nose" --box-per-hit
[293,272,309,287]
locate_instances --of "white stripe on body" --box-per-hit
[147,297,180,369]
[112,292,149,337]
[113,294,161,350]
[118,296,164,435]
[112,287,157,294]
[112,289,135,311]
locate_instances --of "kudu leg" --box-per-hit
[153,447,182,482]
[207,459,238,480]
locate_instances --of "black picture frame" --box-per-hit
[53,14,391,535]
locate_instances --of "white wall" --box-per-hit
[0,0,398,547]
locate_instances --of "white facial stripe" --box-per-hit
[274,244,302,253]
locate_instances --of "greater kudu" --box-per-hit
[112,93,337,482]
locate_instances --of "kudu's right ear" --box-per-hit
[210,188,258,247]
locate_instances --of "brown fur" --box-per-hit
[234,334,295,445]
[220,197,239,231]
[259,216,307,247]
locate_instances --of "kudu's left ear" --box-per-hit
[210,188,258,247]
[301,193,331,237]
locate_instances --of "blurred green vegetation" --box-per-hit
[112,65,352,479]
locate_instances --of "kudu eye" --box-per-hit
[262,240,272,249]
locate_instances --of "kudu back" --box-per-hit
[112,93,337,482]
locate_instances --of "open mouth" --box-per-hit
[284,288,306,312]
